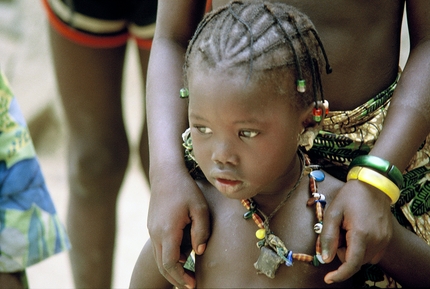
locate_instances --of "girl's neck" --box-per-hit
[252,151,304,214]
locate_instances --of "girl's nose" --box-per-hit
[211,138,238,165]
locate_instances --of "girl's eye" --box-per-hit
[239,130,259,138]
[196,126,213,134]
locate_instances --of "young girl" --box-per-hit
[130,2,430,288]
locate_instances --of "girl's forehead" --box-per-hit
[190,72,265,105]
[189,68,283,99]
[188,69,297,122]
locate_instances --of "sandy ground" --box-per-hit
[0,0,410,288]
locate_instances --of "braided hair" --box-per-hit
[184,0,331,109]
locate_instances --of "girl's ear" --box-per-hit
[298,101,327,151]
[298,120,320,151]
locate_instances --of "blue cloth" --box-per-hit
[0,69,70,272]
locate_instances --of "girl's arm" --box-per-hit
[129,240,173,289]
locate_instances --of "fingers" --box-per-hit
[324,259,363,284]
[324,234,365,284]
[324,224,386,284]
[320,204,342,263]
[321,181,395,284]
[161,259,195,289]
[190,203,211,255]
[155,203,210,288]
[154,236,196,289]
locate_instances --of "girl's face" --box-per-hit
[188,69,310,200]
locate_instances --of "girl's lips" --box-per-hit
[216,178,242,186]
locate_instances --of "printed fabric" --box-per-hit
[298,71,430,287]
[308,72,430,246]
[0,70,70,272]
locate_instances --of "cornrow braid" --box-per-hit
[184,0,332,109]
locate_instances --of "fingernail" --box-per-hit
[196,244,206,255]
[322,250,328,261]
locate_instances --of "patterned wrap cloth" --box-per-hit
[308,72,430,246]
[0,70,70,273]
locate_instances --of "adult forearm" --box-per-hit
[370,41,430,172]
[146,38,189,180]
[378,221,430,287]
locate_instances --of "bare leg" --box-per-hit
[49,27,129,288]
[138,48,150,183]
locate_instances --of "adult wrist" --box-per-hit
[349,155,404,188]
[347,166,400,204]
[149,154,191,182]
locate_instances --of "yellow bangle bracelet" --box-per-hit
[347,166,400,204]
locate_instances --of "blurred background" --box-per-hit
[0,0,150,287]
[0,0,410,288]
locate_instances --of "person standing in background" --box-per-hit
[41,0,157,287]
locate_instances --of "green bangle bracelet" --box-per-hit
[349,155,404,188]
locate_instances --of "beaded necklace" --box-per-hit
[241,151,326,279]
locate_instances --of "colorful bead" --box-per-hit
[312,107,322,122]
[314,236,325,263]
[256,228,266,239]
[297,79,306,93]
[312,255,324,266]
[179,87,189,98]
[312,255,321,266]
[316,254,325,264]
[315,235,321,252]
[253,213,265,229]
[313,222,323,234]
[243,210,254,219]
[316,199,326,207]
[310,170,325,182]
[323,100,330,115]
[285,251,293,266]
[315,201,324,221]
[309,176,317,194]
[293,253,313,263]
[307,197,318,206]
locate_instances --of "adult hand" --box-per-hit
[321,180,394,284]
[147,168,210,289]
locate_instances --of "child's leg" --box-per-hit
[130,240,173,289]
[0,271,27,289]
[49,26,129,288]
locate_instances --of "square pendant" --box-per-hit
[254,246,284,279]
